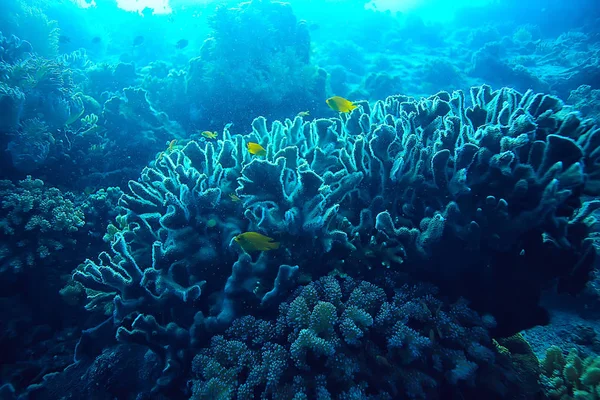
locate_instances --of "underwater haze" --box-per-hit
[1,0,600,398]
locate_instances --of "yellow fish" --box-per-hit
[297,111,310,117]
[326,96,357,113]
[234,232,280,252]
[247,142,267,157]
[201,131,217,139]
[158,139,177,161]
[229,193,241,202]
[167,139,177,151]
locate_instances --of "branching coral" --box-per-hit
[79,187,125,243]
[70,84,599,396]
[71,138,299,392]
[568,84,600,122]
[7,118,54,172]
[0,82,25,133]
[0,43,80,137]
[190,276,529,399]
[0,176,84,274]
[540,346,600,399]
[234,86,598,336]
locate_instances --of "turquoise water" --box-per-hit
[1,0,600,399]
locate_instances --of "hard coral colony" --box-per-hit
[0,0,600,399]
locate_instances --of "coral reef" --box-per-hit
[79,186,125,244]
[469,40,550,93]
[185,0,326,129]
[70,134,300,392]
[541,346,600,399]
[2,1,600,398]
[6,118,54,173]
[66,84,599,397]
[0,176,84,274]
[0,300,79,397]
[568,85,600,122]
[0,32,33,64]
[0,31,184,187]
[190,276,536,399]
[141,61,189,127]
[0,38,85,176]
[0,3,60,58]
[314,7,600,102]
[83,62,138,100]
[0,82,25,133]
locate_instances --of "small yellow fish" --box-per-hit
[201,131,217,139]
[234,232,280,252]
[158,139,177,161]
[326,96,357,113]
[167,139,177,151]
[247,142,267,157]
[297,111,310,117]
[229,193,241,202]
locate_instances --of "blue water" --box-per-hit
[1,0,600,398]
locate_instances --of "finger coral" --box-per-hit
[540,346,600,399]
[190,276,536,399]
[0,176,85,274]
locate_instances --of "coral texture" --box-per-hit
[0,176,84,273]
[71,84,598,395]
[190,276,529,399]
